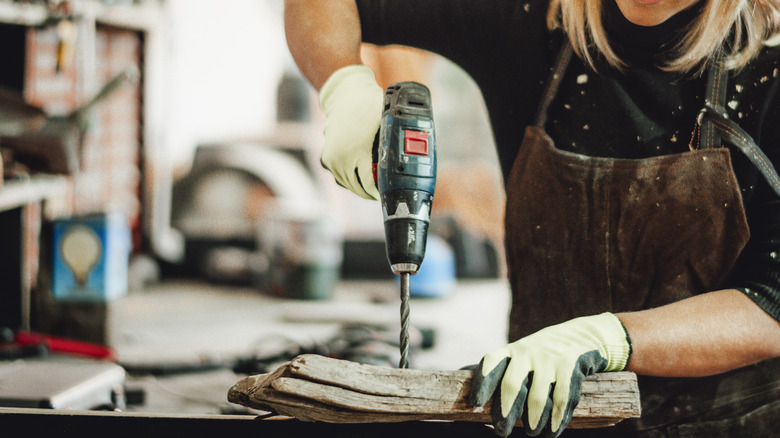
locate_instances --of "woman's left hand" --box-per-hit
[469,312,631,437]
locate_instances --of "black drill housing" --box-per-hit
[376,82,437,275]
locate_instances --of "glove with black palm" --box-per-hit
[469,313,632,437]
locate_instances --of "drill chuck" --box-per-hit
[381,189,433,274]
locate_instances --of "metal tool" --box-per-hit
[0,67,138,174]
[375,82,437,369]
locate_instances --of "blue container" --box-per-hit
[52,213,131,302]
[407,235,456,298]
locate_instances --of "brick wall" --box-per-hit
[24,23,144,251]
[92,24,143,250]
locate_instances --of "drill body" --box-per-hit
[376,81,436,369]
[377,82,437,276]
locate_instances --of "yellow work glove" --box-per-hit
[469,312,632,437]
[319,64,383,200]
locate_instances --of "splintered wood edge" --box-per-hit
[228,374,265,406]
[228,363,292,406]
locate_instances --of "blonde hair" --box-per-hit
[547,0,780,74]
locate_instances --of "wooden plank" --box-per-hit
[241,381,635,429]
[228,354,641,429]
[271,377,476,414]
[228,361,291,405]
[287,354,468,400]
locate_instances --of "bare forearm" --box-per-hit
[284,0,363,90]
[617,289,780,377]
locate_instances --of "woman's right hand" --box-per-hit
[284,1,377,199]
[319,65,384,200]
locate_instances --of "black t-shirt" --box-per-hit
[356,0,780,319]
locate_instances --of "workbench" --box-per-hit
[111,278,511,376]
[1,277,512,435]
[0,408,500,438]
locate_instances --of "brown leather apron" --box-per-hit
[503,43,780,436]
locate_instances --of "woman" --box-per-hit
[284,1,780,436]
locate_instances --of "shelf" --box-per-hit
[0,0,162,31]
[0,1,47,27]
[0,174,69,213]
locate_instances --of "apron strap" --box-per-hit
[699,107,780,196]
[700,51,729,149]
[534,39,573,128]
[698,52,780,197]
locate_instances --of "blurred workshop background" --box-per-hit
[0,0,511,417]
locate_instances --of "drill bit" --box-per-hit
[399,272,411,369]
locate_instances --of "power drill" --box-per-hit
[374,81,437,369]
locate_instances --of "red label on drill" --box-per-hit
[404,130,429,156]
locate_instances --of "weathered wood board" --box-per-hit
[228,354,640,429]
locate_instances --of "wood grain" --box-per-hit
[228,354,640,429]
